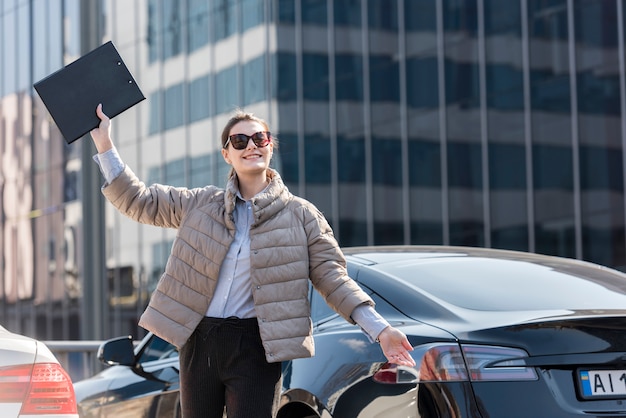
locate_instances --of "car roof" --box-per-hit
[344,245,604,267]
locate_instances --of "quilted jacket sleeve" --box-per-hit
[303,204,374,324]
[101,165,213,229]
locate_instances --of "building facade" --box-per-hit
[2,0,626,340]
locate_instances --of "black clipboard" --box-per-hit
[34,41,145,144]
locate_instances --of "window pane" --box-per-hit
[533,144,575,257]
[407,57,438,109]
[303,53,329,100]
[242,0,264,31]
[334,0,360,28]
[212,0,237,41]
[147,0,160,62]
[149,91,162,134]
[188,0,209,52]
[368,0,398,31]
[404,0,436,32]
[190,154,212,188]
[243,55,266,105]
[162,0,182,59]
[301,0,327,25]
[273,52,297,100]
[189,75,210,122]
[215,66,238,114]
[335,54,363,101]
[574,0,625,267]
[275,0,295,24]
[369,55,399,102]
[164,83,184,130]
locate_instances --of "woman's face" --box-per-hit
[221,120,273,177]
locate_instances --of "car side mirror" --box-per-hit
[97,335,136,367]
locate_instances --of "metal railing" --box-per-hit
[44,340,105,383]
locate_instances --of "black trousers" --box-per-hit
[179,317,282,418]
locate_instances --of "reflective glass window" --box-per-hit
[489,144,525,190]
[334,0,361,28]
[272,52,297,101]
[164,83,184,130]
[164,158,185,186]
[4,2,18,93]
[409,140,440,188]
[443,0,478,36]
[16,2,30,91]
[404,0,436,32]
[275,132,298,185]
[304,134,331,184]
[337,135,365,183]
[212,0,237,42]
[484,0,527,251]
[302,53,329,101]
[275,0,295,24]
[147,0,160,62]
[149,91,162,134]
[448,141,484,246]
[243,55,266,106]
[528,0,575,258]
[528,0,568,41]
[533,144,575,258]
[215,66,238,114]
[242,0,264,32]
[190,154,212,189]
[369,55,399,102]
[407,57,438,109]
[405,0,442,245]
[484,0,521,36]
[335,54,363,101]
[368,0,398,31]
[372,138,403,245]
[301,0,326,25]
[162,0,183,60]
[189,75,211,123]
[444,0,483,247]
[188,0,209,52]
[337,106,367,247]
[574,0,625,268]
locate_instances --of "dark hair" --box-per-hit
[220,109,278,149]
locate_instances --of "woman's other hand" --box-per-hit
[377,326,416,367]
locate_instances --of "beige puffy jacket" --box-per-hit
[101,166,374,362]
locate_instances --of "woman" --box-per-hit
[90,104,415,418]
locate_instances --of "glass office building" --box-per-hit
[2,0,626,340]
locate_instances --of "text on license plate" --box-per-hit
[579,370,626,398]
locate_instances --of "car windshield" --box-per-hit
[379,256,626,311]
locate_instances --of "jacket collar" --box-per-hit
[224,169,290,225]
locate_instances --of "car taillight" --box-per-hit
[373,343,537,384]
[0,363,77,414]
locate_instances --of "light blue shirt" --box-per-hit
[205,194,256,318]
[94,148,390,341]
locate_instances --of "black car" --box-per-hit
[74,245,626,417]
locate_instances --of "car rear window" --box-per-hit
[378,257,626,311]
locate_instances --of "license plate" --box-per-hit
[579,369,626,399]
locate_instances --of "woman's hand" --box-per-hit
[377,326,416,367]
[90,103,113,153]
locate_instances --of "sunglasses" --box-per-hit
[224,131,272,150]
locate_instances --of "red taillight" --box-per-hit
[0,364,32,403]
[373,343,537,384]
[0,363,77,415]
